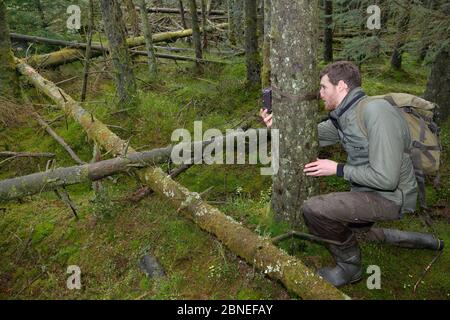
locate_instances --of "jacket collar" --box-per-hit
[330,87,366,119]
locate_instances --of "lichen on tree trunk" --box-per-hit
[270,0,320,226]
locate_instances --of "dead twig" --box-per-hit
[54,187,79,219]
[413,250,443,293]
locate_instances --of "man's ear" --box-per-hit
[337,80,349,92]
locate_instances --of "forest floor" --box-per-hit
[0,49,449,300]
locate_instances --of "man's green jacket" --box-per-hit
[318,87,418,214]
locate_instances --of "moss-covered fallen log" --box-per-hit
[0,145,173,201]
[0,129,259,201]
[15,59,349,300]
[21,23,228,68]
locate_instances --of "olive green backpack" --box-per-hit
[356,93,441,209]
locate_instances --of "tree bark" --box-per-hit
[261,0,271,88]
[227,0,236,45]
[423,45,450,123]
[100,0,137,107]
[270,0,320,226]
[124,0,140,37]
[323,0,333,62]
[188,0,203,70]
[0,0,19,99]
[232,0,244,46]
[81,0,94,102]
[138,0,158,77]
[244,0,261,86]
[15,59,348,300]
[390,6,410,70]
[201,0,208,48]
[178,0,189,29]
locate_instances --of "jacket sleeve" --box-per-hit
[343,101,405,190]
[318,119,340,147]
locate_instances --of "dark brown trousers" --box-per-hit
[302,192,401,247]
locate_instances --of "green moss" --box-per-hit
[32,221,55,245]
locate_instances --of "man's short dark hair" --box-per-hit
[319,61,362,91]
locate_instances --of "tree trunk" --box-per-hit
[0,0,19,99]
[81,0,94,102]
[390,7,410,70]
[201,0,208,49]
[323,0,333,62]
[227,0,236,45]
[138,0,158,77]
[423,45,450,123]
[178,0,189,29]
[270,0,319,226]
[15,59,348,300]
[188,0,203,70]
[232,0,244,46]
[261,0,271,88]
[244,0,261,86]
[99,0,137,107]
[257,0,264,40]
[124,0,140,36]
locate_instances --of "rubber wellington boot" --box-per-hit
[318,240,362,287]
[366,228,444,251]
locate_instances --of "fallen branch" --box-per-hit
[123,160,195,203]
[138,6,225,15]
[14,23,228,68]
[0,151,55,158]
[131,50,229,64]
[15,59,348,300]
[0,151,55,166]
[34,113,85,165]
[413,250,443,293]
[0,145,175,201]
[54,187,78,219]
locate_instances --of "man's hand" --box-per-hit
[304,158,338,177]
[260,108,272,128]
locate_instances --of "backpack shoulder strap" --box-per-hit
[356,96,379,137]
